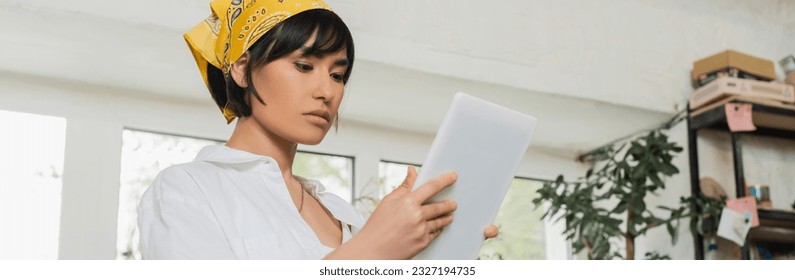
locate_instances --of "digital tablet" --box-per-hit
[411,92,538,260]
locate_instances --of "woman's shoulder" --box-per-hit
[154,161,218,183]
[143,161,222,200]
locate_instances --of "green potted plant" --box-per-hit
[533,129,724,260]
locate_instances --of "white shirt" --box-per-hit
[138,145,365,259]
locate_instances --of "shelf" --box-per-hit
[749,226,795,244]
[689,96,795,138]
[687,96,795,260]
[758,209,795,229]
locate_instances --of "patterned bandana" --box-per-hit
[184,0,332,123]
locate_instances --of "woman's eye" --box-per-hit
[294,62,313,72]
[330,73,345,83]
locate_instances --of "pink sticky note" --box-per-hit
[726,196,759,227]
[725,103,756,132]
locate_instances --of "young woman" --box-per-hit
[138,0,497,259]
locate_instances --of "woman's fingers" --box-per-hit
[429,228,444,241]
[387,166,418,198]
[348,169,459,260]
[427,214,454,233]
[421,200,457,220]
[399,166,418,190]
[484,225,499,240]
[411,171,457,202]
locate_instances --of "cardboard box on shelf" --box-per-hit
[692,50,775,88]
[689,77,795,110]
[787,71,795,87]
[695,67,764,88]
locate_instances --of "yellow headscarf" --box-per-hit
[185,0,332,123]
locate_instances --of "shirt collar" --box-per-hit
[195,144,275,164]
[194,145,328,194]
[195,145,363,228]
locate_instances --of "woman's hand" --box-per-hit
[326,166,458,259]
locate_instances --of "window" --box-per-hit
[0,110,66,260]
[293,151,354,203]
[116,129,355,259]
[478,177,547,259]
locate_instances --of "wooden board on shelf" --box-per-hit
[690,96,795,132]
[758,208,795,228]
[691,95,795,117]
[749,226,795,244]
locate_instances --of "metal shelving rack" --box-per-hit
[687,96,795,260]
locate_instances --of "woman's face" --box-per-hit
[245,37,349,145]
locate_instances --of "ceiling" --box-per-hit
[11,0,768,157]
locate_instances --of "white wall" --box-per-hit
[0,71,585,259]
[341,0,795,113]
[5,1,794,153]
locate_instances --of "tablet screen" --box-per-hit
[412,92,538,260]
